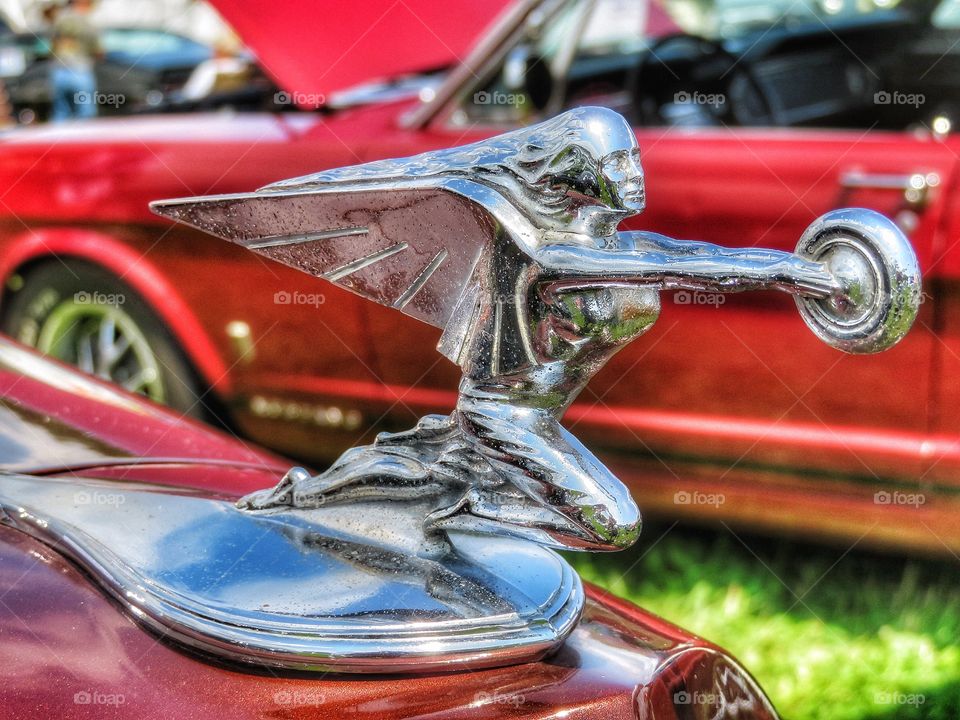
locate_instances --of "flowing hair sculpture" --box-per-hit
[262,106,643,234]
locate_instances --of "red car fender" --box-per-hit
[0,226,231,394]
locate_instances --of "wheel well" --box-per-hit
[0,226,233,396]
[1,254,234,428]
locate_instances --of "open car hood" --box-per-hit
[211,0,512,104]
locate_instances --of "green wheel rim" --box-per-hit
[35,299,166,403]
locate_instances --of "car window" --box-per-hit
[577,0,650,56]
[101,29,202,57]
[458,0,932,131]
[663,0,910,39]
[461,0,656,124]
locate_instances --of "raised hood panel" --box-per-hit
[212,0,511,104]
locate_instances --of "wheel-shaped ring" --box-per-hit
[794,208,920,354]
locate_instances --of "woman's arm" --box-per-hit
[535,231,840,298]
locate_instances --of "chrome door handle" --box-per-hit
[839,170,941,209]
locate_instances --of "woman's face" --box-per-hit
[599,148,645,213]
[535,141,645,236]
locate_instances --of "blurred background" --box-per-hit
[0,1,958,718]
[0,0,262,124]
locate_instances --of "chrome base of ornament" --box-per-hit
[0,475,583,673]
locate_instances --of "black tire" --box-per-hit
[2,259,208,418]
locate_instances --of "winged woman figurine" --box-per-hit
[153,106,918,553]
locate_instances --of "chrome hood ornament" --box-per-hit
[1,107,919,674]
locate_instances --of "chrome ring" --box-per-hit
[794,208,920,354]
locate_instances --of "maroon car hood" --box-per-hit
[211,0,511,103]
[0,338,287,476]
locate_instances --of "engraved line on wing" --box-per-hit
[514,270,537,366]
[491,299,503,377]
[393,249,449,310]
[246,226,369,249]
[323,242,409,281]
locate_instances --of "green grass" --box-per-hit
[566,523,960,720]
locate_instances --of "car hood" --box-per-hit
[210,0,511,105]
[0,337,287,476]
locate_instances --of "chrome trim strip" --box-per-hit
[323,242,408,281]
[246,226,368,249]
[394,248,448,309]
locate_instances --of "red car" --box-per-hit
[0,335,779,719]
[0,0,957,553]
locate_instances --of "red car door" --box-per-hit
[618,125,954,495]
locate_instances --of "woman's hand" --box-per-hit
[765,257,841,298]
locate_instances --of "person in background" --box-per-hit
[49,0,100,122]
